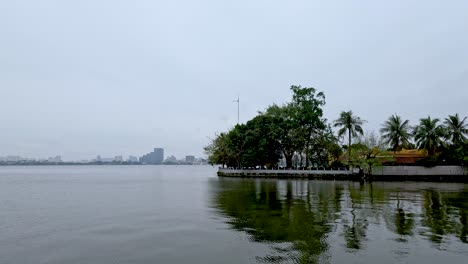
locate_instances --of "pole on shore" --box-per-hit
[233,96,239,124]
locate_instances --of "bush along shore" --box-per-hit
[205,85,468,179]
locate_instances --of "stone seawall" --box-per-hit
[372,166,466,176]
[218,166,468,182]
[370,166,467,182]
[217,168,357,180]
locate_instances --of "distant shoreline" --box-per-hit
[0,162,208,166]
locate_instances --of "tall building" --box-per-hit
[128,156,138,162]
[154,148,164,163]
[165,155,177,163]
[185,155,195,164]
[140,148,164,164]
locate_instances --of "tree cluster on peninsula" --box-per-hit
[205,86,468,170]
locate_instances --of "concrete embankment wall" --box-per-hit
[371,166,467,181]
[218,166,468,182]
[372,166,466,176]
[217,168,356,180]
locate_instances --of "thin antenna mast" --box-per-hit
[233,96,239,124]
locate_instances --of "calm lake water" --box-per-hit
[1,166,468,264]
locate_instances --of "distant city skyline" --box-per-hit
[0,148,202,163]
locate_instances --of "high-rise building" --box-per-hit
[185,155,195,164]
[128,156,138,162]
[140,148,164,164]
[165,155,177,163]
[153,148,164,163]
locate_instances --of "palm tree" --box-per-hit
[334,111,365,164]
[414,116,445,155]
[444,114,468,146]
[380,114,412,151]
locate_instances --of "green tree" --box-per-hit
[352,131,386,176]
[204,132,233,168]
[333,111,365,165]
[438,140,468,166]
[444,113,468,146]
[308,125,342,168]
[264,104,301,168]
[263,86,327,168]
[204,125,250,168]
[380,114,412,151]
[414,116,446,156]
[208,85,327,169]
[241,115,282,168]
[225,124,248,168]
[289,85,326,167]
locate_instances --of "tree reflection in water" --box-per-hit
[209,179,468,263]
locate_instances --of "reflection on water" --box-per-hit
[210,179,468,263]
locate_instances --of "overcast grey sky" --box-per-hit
[1,0,467,160]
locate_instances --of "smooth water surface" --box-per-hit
[1,166,468,263]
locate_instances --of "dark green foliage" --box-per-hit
[308,125,342,168]
[411,114,467,166]
[444,114,468,146]
[205,115,284,168]
[204,132,231,167]
[264,85,327,168]
[290,85,326,167]
[240,115,283,168]
[225,124,248,168]
[420,141,468,167]
[263,103,301,168]
[206,85,330,169]
[414,116,446,156]
[380,114,412,151]
[205,85,466,170]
